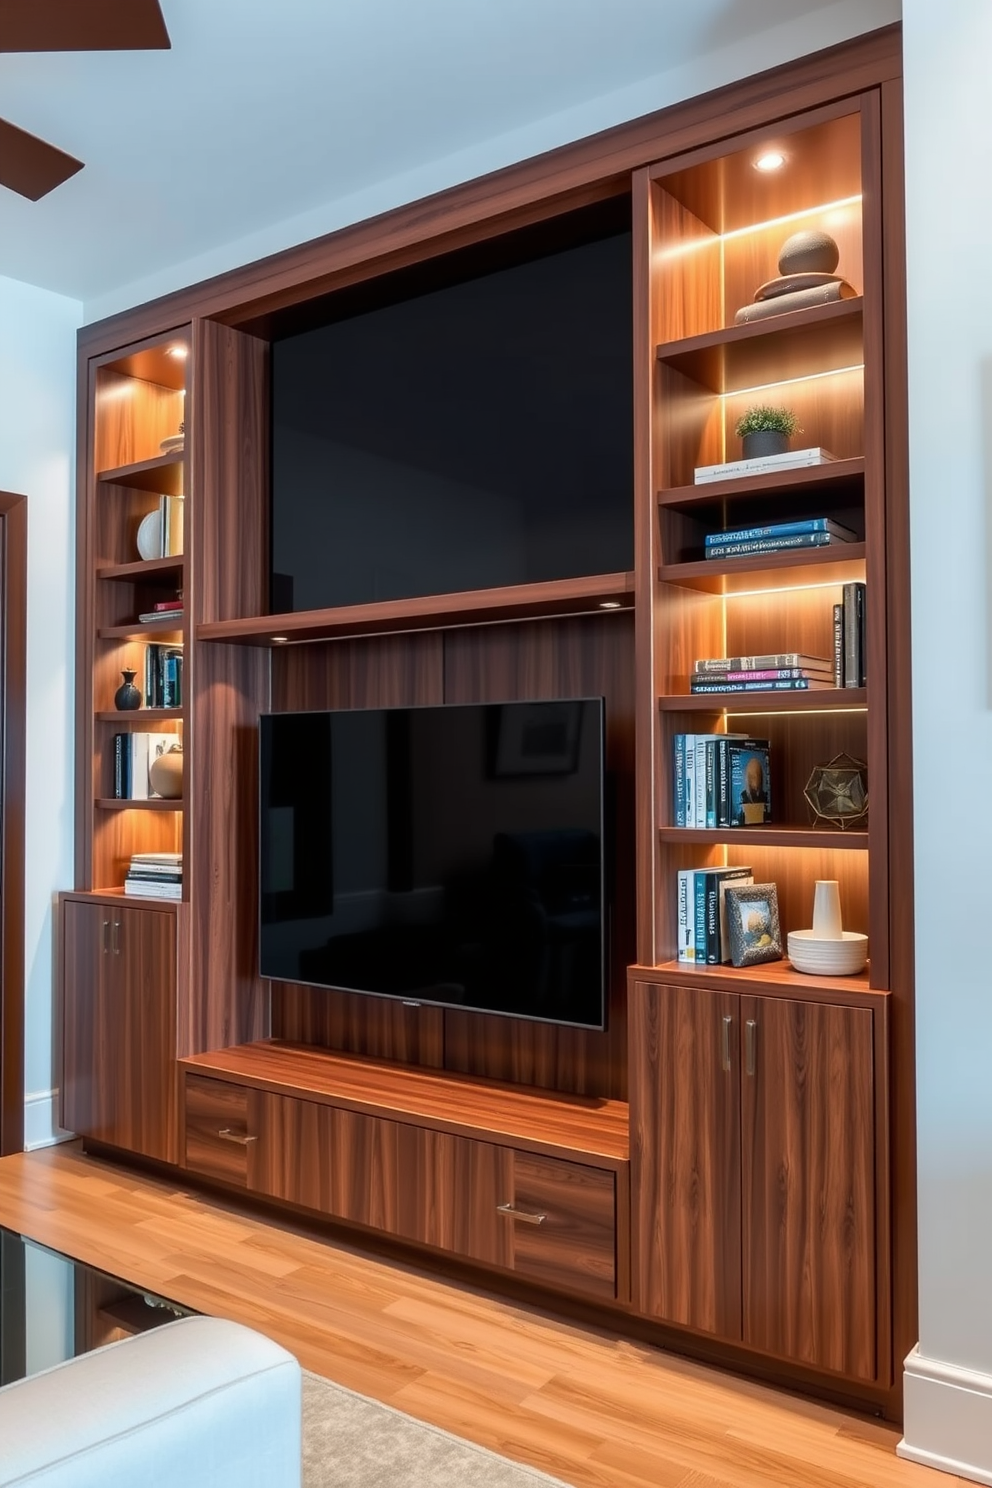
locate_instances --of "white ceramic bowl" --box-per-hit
[787,928,868,976]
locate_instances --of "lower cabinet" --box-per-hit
[183,1075,617,1300]
[62,898,178,1164]
[630,980,880,1381]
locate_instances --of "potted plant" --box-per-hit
[735,405,799,460]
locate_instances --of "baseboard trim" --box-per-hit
[899,1346,992,1485]
[23,1089,74,1151]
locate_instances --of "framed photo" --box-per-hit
[724,882,783,967]
[487,702,582,778]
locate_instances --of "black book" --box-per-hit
[843,581,866,687]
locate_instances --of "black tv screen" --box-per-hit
[259,699,606,1029]
[269,207,633,612]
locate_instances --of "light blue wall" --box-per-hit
[0,274,81,1138]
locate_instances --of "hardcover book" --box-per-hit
[694,653,830,673]
[705,517,856,548]
[693,448,837,485]
[728,741,771,826]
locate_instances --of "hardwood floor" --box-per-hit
[0,1145,948,1488]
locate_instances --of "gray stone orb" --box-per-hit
[778,230,840,276]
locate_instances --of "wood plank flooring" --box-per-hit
[0,1145,950,1488]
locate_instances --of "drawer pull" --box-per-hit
[497,1202,547,1226]
[216,1128,257,1146]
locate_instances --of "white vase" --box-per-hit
[811,880,843,939]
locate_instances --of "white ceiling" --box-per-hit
[0,0,899,317]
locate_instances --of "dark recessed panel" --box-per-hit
[0,117,82,200]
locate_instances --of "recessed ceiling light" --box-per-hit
[599,601,622,610]
[271,636,289,644]
[754,151,786,172]
[167,345,188,359]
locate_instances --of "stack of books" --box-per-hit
[139,595,184,624]
[673,735,771,828]
[124,851,182,900]
[704,515,857,560]
[693,447,836,485]
[677,865,754,964]
[113,731,178,799]
[143,642,184,708]
[690,653,834,695]
[833,581,867,686]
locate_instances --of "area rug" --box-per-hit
[302,1370,571,1488]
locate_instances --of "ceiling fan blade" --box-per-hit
[0,0,170,51]
[0,117,83,199]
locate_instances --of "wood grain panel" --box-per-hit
[62,899,178,1164]
[722,843,869,952]
[180,1040,629,1166]
[741,995,875,1379]
[442,616,635,1100]
[509,1152,616,1300]
[723,207,863,329]
[269,631,444,1062]
[629,980,741,1336]
[184,1074,250,1186]
[652,189,721,344]
[93,369,184,472]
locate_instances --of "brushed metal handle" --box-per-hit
[721,1015,732,1073]
[745,1019,757,1078]
[102,919,110,954]
[111,920,121,956]
[496,1202,546,1226]
[216,1128,258,1146]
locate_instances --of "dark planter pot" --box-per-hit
[742,429,789,460]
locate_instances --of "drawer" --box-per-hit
[184,1075,254,1187]
[503,1152,616,1300]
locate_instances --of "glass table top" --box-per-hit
[0,1222,193,1387]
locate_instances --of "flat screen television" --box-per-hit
[259,698,607,1029]
[269,201,633,613]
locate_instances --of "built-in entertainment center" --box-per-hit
[61,25,915,1420]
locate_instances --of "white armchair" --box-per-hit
[0,1315,301,1488]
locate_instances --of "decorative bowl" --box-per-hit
[787,928,868,976]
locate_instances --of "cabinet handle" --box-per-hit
[721,1014,732,1073]
[111,920,121,956]
[745,1019,757,1077]
[216,1128,258,1146]
[101,919,110,954]
[496,1202,547,1226]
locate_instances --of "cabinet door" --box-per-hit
[62,901,177,1163]
[741,996,875,1379]
[505,1152,616,1300]
[629,981,742,1337]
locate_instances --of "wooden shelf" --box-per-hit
[630,960,884,1007]
[96,556,185,583]
[95,709,183,723]
[98,618,184,641]
[658,457,866,511]
[95,798,182,812]
[197,572,635,646]
[97,453,184,495]
[659,688,866,713]
[97,1294,187,1335]
[659,542,865,594]
[180,1041,630,1168]
[658,825,867,850]
[656,299,864,394]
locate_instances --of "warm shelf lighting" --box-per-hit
[657,195,862,258]
[724,707,868,717]
[720,364,865,400]
[725,577,863,599]
[167,345,188,359]
[754,151,786,172]
[271,636,289,644]
[599,601,622,609]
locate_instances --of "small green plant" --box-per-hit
[734,405,799,438]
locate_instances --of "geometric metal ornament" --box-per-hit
[804,752,869,830]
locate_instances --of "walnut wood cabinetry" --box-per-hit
[64,28,911,1417]
[61,895,177,1164]
[630,976,884,1381]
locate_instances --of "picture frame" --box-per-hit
[487,701,583,778]
[724,882,783,967]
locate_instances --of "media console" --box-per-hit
[62,26,914,1420]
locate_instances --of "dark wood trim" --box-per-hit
[0,491,27,1156]
[77,27,901,355]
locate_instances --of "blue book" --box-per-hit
[673,734,686,828]
[705,516,857,548]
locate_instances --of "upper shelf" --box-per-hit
[198,572,636,646]
[659,542,866,595]
[658,456,866,512]
[656,298,864,395]
[97,556,185,583]
[659,688,867,713]
[97,453,184,495]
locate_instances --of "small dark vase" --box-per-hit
[114,669,141,711]
[742,429,789,460]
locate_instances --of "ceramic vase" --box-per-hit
[114,669,141,711]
